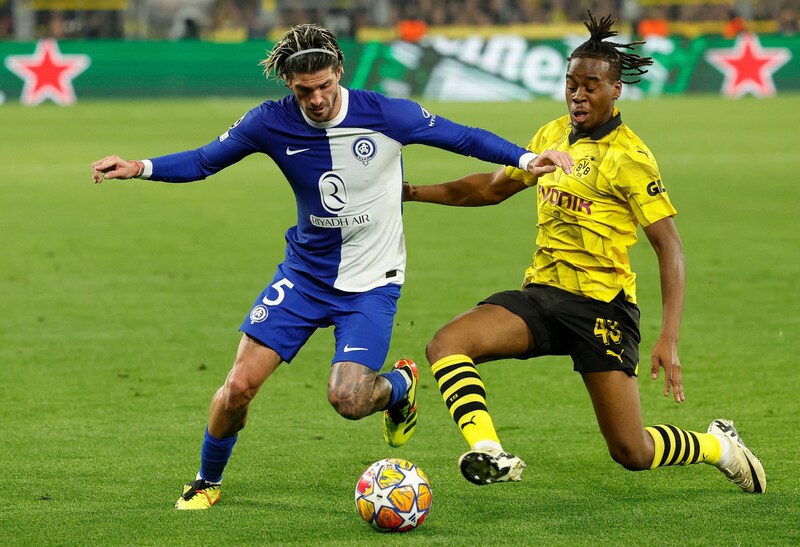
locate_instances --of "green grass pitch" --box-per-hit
[2,95,799,545]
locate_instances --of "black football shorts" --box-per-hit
[481,283,641,376]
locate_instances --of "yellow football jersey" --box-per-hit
[505,110,676,304]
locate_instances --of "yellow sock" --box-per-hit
[645,425,722,468]
[431,354,500,448]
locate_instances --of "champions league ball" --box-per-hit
[354,458,432,532]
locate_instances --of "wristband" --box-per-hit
[132,160,144,178]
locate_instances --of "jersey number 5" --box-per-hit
[262,278,295,306]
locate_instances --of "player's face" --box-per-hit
[565,57,621,134]
[287,66,343,123]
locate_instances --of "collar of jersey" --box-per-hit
[568,108,622,145]
[299,86,349,129]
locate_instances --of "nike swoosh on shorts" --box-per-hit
[343,345,368,352]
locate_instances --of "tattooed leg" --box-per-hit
[327,361,392,420]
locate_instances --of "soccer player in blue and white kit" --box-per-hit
[91,23,574,510]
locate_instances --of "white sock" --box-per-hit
[473,439,503,452]
[196,472,222,485]
[402,368,412,390]
[712,434,733,467]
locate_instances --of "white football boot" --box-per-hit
[707,419,766,493]
[458,448,526,486]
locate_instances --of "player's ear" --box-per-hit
[612,80,622,100]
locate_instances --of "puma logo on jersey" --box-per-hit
[606,349,624,363]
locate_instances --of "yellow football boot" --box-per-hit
[383,359,418,448]
[175,479,221,510]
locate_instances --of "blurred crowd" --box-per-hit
[394,0,793,27]
[0,0,796,40]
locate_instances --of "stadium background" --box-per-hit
[0,0,798,101]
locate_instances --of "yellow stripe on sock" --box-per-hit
[646,425,722,468]
[431,354,472,375]
[645,426,665,470]
[431,354,500,448]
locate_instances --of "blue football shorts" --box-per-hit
[240,263,401,371]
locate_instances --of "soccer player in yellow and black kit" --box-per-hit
[404,12,765,493]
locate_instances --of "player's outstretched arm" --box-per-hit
[644,216,686,403]
[91,155,142,183]
[403,149,573,206]
[404,167,527,206]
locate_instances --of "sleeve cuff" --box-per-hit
[518,152,537,170]
[140,159,153,179]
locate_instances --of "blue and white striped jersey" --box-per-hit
[141,87,532,292]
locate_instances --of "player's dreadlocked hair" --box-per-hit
[260,23,344,84]
[568,11,653,84]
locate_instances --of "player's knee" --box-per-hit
[607,442,651,471]
[222,375,257,410]
[425,328,459,364]
[328,390,369,421]
[424,339,440,365]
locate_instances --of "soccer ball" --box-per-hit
[354,457,432,532]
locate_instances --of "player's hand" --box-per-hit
[650,339,684,403]
[91,155,139,183]
[526,150,574,177]
[402,181,414,202]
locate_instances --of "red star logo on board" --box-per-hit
[4,39,91,106]
[705,33,791,98]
